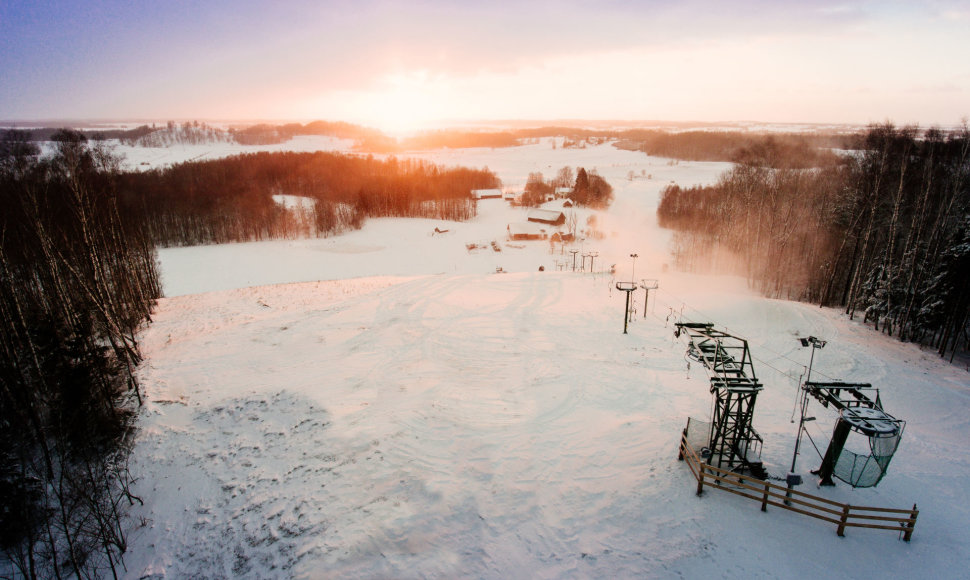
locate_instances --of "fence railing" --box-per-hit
[679,430,918,541]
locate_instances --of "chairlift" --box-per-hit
[804,382,905,488]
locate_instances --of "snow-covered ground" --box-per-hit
[123,139,970,579]
[86,134,356,171]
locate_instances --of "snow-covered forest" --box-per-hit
[657,124,970,360]
[0,130,160,577]
[119,152,498,246]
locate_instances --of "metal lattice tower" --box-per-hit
[676,322,765,476]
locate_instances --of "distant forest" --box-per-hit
[18,120,388,148]
[120,151,499,246]
[613,130,848,167]
[657,124,970,361]
[17,120,521,152]
[16,120,861,167]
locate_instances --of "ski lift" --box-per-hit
[674,322,766,478]
[615,282,638,334]
[804,382,905,488]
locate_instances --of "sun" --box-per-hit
[292,69,463,137]
[352,71,456,137]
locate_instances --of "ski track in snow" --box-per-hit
[120,140,970,579]
[131,274,699,578]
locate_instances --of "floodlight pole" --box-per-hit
[785,337,823,502]
[630,253,638,281]
[806,338,821,383]
[790,336,826,474]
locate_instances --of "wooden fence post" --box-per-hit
[837,504,850,537]
[903,504,918,542]
[696,464,705,496]
[761,480,770,512]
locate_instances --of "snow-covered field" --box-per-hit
[80,134,356,172]
[122,139,970,579]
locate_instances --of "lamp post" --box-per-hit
[799,336,826,384]
[629,253,638,282]
[790,336,827,479]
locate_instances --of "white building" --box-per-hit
[471,189,503,200]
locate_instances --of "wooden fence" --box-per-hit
[679,430,918,541]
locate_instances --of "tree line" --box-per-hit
[120,151,499,247]
[15,120,388,149]
[14,121,858,165]
[615,130,846,167]
[371,125,851,161]
[657,123,970,361]
[229,120,388,146]
[1,129,161,578]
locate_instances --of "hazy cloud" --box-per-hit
[1,0,966,124]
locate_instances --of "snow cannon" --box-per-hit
[805,382,905,488]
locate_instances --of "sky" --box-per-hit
[1,0,968,134]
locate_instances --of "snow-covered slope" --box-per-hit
[107,134,356,171]
[123,140,970,579]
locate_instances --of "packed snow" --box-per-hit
[122,139,970,579]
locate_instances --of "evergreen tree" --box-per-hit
[572,167,589,205]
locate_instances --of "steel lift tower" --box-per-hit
[676,322,767,478]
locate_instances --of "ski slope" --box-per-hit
[123,140,970,579]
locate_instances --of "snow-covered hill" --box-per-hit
[105,134,356,171]
[123,140,970,579]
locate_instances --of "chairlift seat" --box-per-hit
[840,407,899,436]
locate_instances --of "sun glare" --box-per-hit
[354,71,454,137]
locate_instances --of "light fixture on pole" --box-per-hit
[789,336,827,491]
[629,253,638,282]
[798,336,826,383]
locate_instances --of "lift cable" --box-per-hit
[651,286,841,383]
